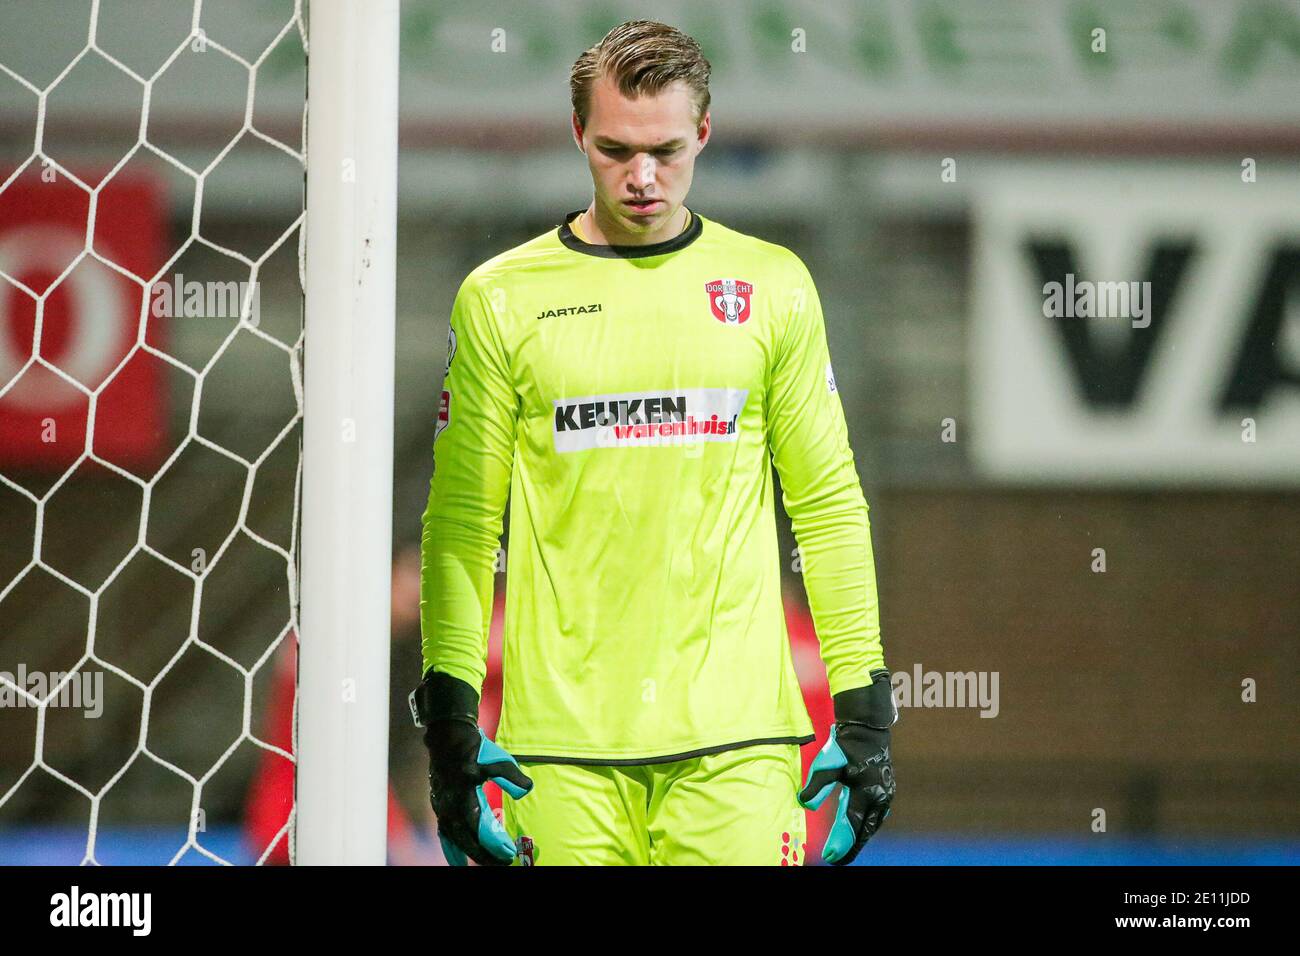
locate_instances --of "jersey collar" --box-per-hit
[558,207,703,259]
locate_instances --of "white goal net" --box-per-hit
[0,0,309,865]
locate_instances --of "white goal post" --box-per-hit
[0,0,398,866]
[296,0,400,865]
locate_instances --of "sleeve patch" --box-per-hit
[435,388,451,440]
[825,361,838,394]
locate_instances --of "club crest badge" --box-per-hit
[515,835,536,866]
[705,278,753,324]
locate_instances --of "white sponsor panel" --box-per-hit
[553,387,748,453]
[972,165,1300,485]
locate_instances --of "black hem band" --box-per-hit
[509,734,815,767]
[557,207,703,259]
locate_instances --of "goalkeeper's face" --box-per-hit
[573,73,710,241]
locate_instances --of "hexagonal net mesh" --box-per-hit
[0,0,308,865]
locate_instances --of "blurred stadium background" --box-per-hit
[0,0,1297,865]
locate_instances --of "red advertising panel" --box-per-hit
[0,169,166,472]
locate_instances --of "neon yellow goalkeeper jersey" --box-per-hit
[420,208,885,763]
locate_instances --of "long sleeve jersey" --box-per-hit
[419,208,885,763]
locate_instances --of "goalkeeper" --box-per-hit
[412,19,895,866]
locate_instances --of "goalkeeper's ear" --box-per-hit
[694,109,712,155]
[571,111,586,154]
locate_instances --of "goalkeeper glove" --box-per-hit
[798,669,897,865]
[409,670,533,866]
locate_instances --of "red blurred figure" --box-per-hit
[245,546,427,865]
[243,637,416,865]
[784,583,836,864]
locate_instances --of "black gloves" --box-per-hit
[409,671,534,866]
[798,669,897,865]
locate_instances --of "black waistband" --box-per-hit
[509,733,814,767]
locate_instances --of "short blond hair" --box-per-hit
[570,19,712,129]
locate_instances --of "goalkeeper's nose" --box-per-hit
[631,154,658,190]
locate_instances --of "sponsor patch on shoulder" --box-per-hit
[435,388,451,440]
[826,361,838,394]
